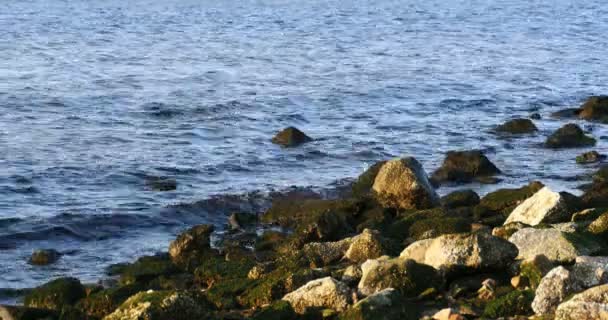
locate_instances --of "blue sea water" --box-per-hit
[1,0,608,292]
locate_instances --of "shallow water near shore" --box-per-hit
[1,0,608,294]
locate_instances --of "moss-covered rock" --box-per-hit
[576,151,605,164]
[494,118,538,135]
[351,161,387,198]
[545,123,596,148]
[118,254,179,286]
[581,182,608,208]
[193,253,256,287]
[24,277,86,311]
[254,231,288,252]
[271,127,312,147]
[103,290,212,320]
[477,181,544,218]
[0,305,59,320]
[587,212,608,238]
[29,249,61,266]
[571,208,607,222]
[76,284,144,319]
[431,150,501,185]
[441,190,480,209]
[481,289,534,319]
[338,288,418,320]
[357,257,441,297]
[519,255,554,290]
[408,217,471,241]
[579,96,608,122]
[251,301,298,320]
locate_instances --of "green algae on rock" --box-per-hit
[103,290,212,320]
[271,127,312,147]
[545,123,596,148]
[431,150,501,185]
[481,289,534,319]
[24,277,86,311]
[494,118,538,135]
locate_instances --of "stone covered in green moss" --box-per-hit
[481,289,534,318]
[339,288,418,320]
[118,254,179,285]
[579,96,608,122]
[0,305,59,320]
[477,181,544,218]
[76,283,144,319]
[169,224,215,271]
[351,161,387,198]
[24,277,86,311]
[408,217,471,241]
[441,190,480,208]
[251,301,298,320]
[494,118,538,135]
[193,253,255,287]
[545,123,596,148]
[104,290,212,320]
[519,255,553,290]
[431,150,501,184]
[587,212,608,237]
[358,257,441,297]
[576,151,605,164]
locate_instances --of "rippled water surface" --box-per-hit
[1,0,608,291]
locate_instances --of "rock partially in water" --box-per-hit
[24,277,86,311]
[372,157,439,210]
[579,96,608,122]
[440,189,480,209]
[29,249,61,266]
[103,290,212,320]
[282,277,352,314]
[431,150,501,185]
[554,284,608,320]
[503,187,579,226]
[271,127,312,147]
[145,176,177,191]
[227,212,257,231]
[168,224,214,270]
[494,118,538,134]
[576,151,606,164]
[551,108,581,119]
[545,123,596,148]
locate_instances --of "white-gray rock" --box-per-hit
[282,277,352,314]
[572,256,608,288]
[532,266,583,316]
[344,229,388,263]
[508,228,602,263]
[504,187,572,226]
[554,284,608,320]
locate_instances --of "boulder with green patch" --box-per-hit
[24,277,86,311]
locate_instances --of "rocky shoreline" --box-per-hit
[2,96,608,320]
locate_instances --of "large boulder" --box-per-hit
[357,257,440,297]
[545,123,596,148]
[103,290,211,320]
[508,228,603,263]
[494,118,538,134]
[399,232,518,276]
[282,277,352,314]
[554,284,608,320]
[271,127,312,147]
[431,150,501,185]
[579,96,608,122]
[372,157,439,210]
[351,161,387,197]
[344,229,390,263]
[532,266,583,316]
[168,224,214,269]
[503,187,578,226]
[338,288,417,320]
[24,277,86,311]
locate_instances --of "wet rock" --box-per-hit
[482,289,534,319]
[29,249,61,266]
[494,118,538,134]
[545,123,596,148]
[24,277,86,310]
[271,127,312,147]
[503,187,579,226]
[344,229,390,263]
[551,108,581,119]
[530,113,542,120]
[532,266,582,315]
[372,157,439,210]
[145,176,177,191]
[509,228,603,263]
[399,232,518,276]
[577,151,606,164]
[0,305,59,320]
[357,257,440,297]
[76,283,145,319]
[431,150,501,185]
[440,189,480,209]
[338,288,417,320]
[351,160,387,198]
[554,283,608,320]
[282,277,352,314]
[579,96,608,122]
[168,224,214,269]
[103,290,211,320]
[582,182,608,208]
[407,216,471,241]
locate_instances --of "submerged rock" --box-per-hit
[103,290,211,320]
[282,277,352,314]
[431,150,501,185]
[545,123,596,148]
[508,228,603,263]
[503,187,578,226]
[271,127,312,147]
[24,277,86,310]
[29,249,61,266]
[372,157,439,210]
[357,257,440,297]
[399,232,518,276]
[554,283,608,320]
[579,96,608,122]
[532,266,582,315]
[494,118,538,134]
[168,224,214,269]
[576,151,606,164]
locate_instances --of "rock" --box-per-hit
[433,308,458,320]
[579,96,608,122]
[271,127,312,147]
[352,160,387,198]
[519,255,554,289]
[303,238,352,267]
[492,222,528,239]
[494,118,538,134]
[477,181,544,217]
[554,284,608,320]
[594,166,608,183]
[532,266,583,315]
[582,182,608,208]
[545,123,596,148]
[116,254,179,286]
[0,305,59,320]
[357,257,440,297]
[588,212,608,237]
[248,263,274,280]
[76,283,148,319]
[577,151,606,164]
[477,278,497,300]
[572,208,607,222]
[338,288,417,320]
[572,256,608,288]
[509,228,603,263]
[103,290,211,320]
[551,108,582,119]
[530,113,542,120]
[24,277,86,310]
[282,277,352,314]
[168,224,214,269]
[503,187,578,226]
[227,212,256,231]
[440,190,480,209]
[372,157,439,210]
[29,249,61,266]
[482,289,535,319]
[399,232,518,276]
[344,229,390,263]
[341,265,362,284]
[145,176,177,191]
[511,275,529,289]
[251,301,297,320]
[431,150,501,185]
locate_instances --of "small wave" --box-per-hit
[140,102,185,118]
